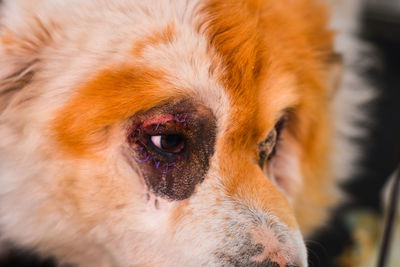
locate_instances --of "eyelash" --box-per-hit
[258,117,287,169]
[267,117,286,160]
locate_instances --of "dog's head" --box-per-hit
[0,0,340,266]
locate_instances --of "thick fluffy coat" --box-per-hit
[0,0,367,266]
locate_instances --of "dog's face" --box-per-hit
[0,0,339,266]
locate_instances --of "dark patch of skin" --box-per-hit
[126,99,217,200]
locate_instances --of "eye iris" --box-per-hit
[151,134,184,153]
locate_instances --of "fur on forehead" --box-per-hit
[0,0,230,135]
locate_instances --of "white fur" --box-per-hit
[328,0,377,182]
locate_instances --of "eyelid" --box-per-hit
[257,116,288,169]
[258,129,277,169]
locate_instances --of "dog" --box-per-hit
[0,0,371,266]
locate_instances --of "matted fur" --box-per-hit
[0,0,373,266]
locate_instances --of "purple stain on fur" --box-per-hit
[164,162,175,175]
[133,150,150,162]
[174,164,181,171]
[153,158,161,168]
[133,155,150,162]
[154,122,161,131]
[174,113,188,123]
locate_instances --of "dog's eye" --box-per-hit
[126,105,217,200]
[258,117,286,169]
[150,134,185,154]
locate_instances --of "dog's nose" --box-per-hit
[248,261,301,267]
[225,252,304,267]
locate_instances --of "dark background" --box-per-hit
[0,0,399,266]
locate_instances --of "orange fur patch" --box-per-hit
[132,23,176,57]
[51,65,184,156]
[1,33,13,46]
[169,199,191,233]
[201,0,336,232]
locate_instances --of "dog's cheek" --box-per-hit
[269,131,302,200]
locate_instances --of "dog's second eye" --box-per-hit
[150,135,185,154]
[258,117,286,169]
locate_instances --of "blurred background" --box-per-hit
[308,0,400,266]
[0,0,399,266]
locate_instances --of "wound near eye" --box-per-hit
[132,146,178,175]
[127,100,217,200]
[153,158,161,169]
[174,113,188,123]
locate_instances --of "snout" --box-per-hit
[217,240,307,266]
[219,245,306,267]
[216,232,307,267]
[210,208,307,267]
[208,155,307,267]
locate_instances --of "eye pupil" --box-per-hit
[162,135,181,148]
